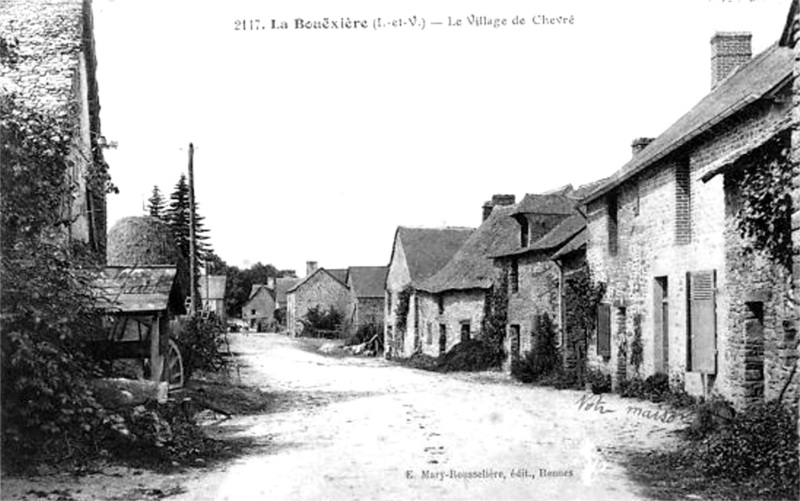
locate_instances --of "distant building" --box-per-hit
[242,284,276,331]
[286,262,351,337]
[199,275,227,321]
[384,226,474,358]
[346,266,388,333]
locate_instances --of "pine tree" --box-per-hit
[165,174,212,310]
[147,185,166,219]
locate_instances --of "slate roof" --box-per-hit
[287,268,349,293]
[327,269,348,285]
[199,275,226,301]
[247,284,275,302]
[583,42,793,204]
[274,277,299,306]
[418,206,518,294]
[348,266,389,298]
[93,265,179,313]
[394,226,474,287]
[496,213,586,258]
[513,194,576,216]
[551,228,588,261]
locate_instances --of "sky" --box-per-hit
[94,0,794,277]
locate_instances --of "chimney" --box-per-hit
[631,137,654,157]
[710,32,751,89]
[306,261,318,277]
[482,194,516,221]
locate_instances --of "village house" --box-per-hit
[199,274,227,322]
[286,261,351,337]
[490,192,588,369]
[0,0,108,260]
[384,226,473,358]
[415,196,517,357]
[242,284,276,331]
[581,29,799,408]
[272,276,300,327]
[346,266,388,334]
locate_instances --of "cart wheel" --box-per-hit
[163,339,184,390]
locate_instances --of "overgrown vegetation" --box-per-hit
[480,274,509,366]
[563,268,606,385]
[395,339,499,373]
[0,94,116,471]
[300,305,343,337]
[394,287,412,333]
[510,313,560,383]
[626,400,798,501]
[178,313,230,380]
[733,133,795,270]
[618,373,696,408]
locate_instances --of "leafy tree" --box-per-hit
[146,185,166,219]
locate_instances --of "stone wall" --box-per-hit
[385,236,412,357]
[354,297,384,331]
[417,290,486,357]
[585,96,790,400]
[242,291,276,328]
[288,272,352,337]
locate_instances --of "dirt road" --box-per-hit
[2,333,687,500]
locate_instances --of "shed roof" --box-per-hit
[394,226,474,287]
[348,266,389,298]
[93,265,180,313]
[199,275,226,301]
[583,42,793,204]
[419,206,518,294]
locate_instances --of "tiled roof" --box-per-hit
[551,228,587,261]
[418,205,518,294]
[513,194,576,216]
[348,266,388,298]
[327,268,348,285]
[93,265,179,313]
[583,42,793,204]
[395,226,474,287]
[497,213,586,258]
[287,268,349,294]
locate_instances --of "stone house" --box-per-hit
[286,263,352,337]
[272,276,300,327]
[384,226,473,358]
[415,196,518,357]
[346,266,388,333]
[581,30,798,408]
[491,194,588,370]
[199,274,227,322]
[242,284,276,330]
[0,0,108,259]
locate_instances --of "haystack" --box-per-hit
[107,216,179,266]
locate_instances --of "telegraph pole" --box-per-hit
[188,142,197,315]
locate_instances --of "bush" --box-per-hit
[698,401,798,493]
[177,313,229,380]
[438,339,501,372]
[537,367,580,390]
[301,305,343,336]
[587,368,611,394]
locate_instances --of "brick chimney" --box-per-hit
[482,194,516,221]
[711,32,752,89]
[306,261,318,277]
[631,137,654,157]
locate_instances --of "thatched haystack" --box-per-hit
[107,216,179,266]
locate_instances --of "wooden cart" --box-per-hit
[92,265,186,390]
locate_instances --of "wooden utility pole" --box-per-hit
[188,142,197,315]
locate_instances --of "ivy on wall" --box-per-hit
[563,267,606,383]
[394,286,412,333]
[733,133,795,270]
[481,267,509,364]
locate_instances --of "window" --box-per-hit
[426,322,433,345]
[687,270,716,373]
[460,322,471,343]
[520,217,529,247]
[510,325,521,359]
[676,160,691,245]
[438,324,447,355]
[510,258,519,293]
[607,194,618,255]
[251,309,256,316]
[597,303,611,358]
[437,295,444,315]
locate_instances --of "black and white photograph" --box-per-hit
[1,0,799,499]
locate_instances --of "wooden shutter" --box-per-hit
[597,303,611,357]
[688,270,716,374]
